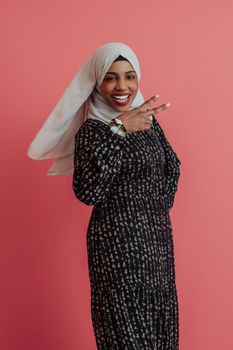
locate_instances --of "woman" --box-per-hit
[27,42,181,349]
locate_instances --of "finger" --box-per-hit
[147,118,153,125]
[141,108,156,117]
[136,94,160,112]
[152,102,171,114]
[141,115,154,124]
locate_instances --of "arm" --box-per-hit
[72,122,126,206]
[153,117,182,211]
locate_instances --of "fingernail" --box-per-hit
[155,94,160,98]
[166,102,171,107]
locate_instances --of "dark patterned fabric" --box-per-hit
[73,116,181,349]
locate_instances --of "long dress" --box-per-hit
[72,115,181,350]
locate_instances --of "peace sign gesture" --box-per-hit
[116,95,171,133]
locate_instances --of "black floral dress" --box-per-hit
[72,116,181,350]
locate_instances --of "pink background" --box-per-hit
[1,0,233,349]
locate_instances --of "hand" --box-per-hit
[117,95,171,133]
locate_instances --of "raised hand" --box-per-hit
[116,95,171,132]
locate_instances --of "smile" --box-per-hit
[112,94,130,100]
[111,94,130,105]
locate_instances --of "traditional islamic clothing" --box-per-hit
[27,42,146,176]
[27,41,181,349]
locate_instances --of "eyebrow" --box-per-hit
[106,70,136,75]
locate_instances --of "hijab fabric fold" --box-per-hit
[27,42,145,176]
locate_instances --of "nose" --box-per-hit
[115,78,128,90]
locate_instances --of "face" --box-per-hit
[99,60,138,112]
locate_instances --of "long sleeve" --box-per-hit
[153,117,182,211]
[72,121,126,206]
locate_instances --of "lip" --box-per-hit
[111,93,131,96]
[111,94,131,106]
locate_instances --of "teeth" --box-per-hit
[112,95,129,100]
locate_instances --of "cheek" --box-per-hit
[130,79,138,89]
[132,83,139,94]
[100,83,113,96]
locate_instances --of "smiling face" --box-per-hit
[99,60,138,112]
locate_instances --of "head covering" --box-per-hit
[27,42,146,176]
[113,54,129,62]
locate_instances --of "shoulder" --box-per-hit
[74,120,111,153]
[153,116,181,164]
[152,116,165,135]
[75,119,108,142]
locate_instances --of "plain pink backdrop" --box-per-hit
[1,1,233,349]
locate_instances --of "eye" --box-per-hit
[105,77,114,81]
[105,75,136,81]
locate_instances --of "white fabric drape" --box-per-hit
[27,42,145,176]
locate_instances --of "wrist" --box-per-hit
[109,118,128,132]
[108,119,127,138]
[114,117,128,132]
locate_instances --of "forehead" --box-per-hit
[106,60,135,74]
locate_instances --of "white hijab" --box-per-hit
[27,42,146,176]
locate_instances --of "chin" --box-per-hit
[113,105,130,112]
[109,97,134,112]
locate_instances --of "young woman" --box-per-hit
[27,42,181,349]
